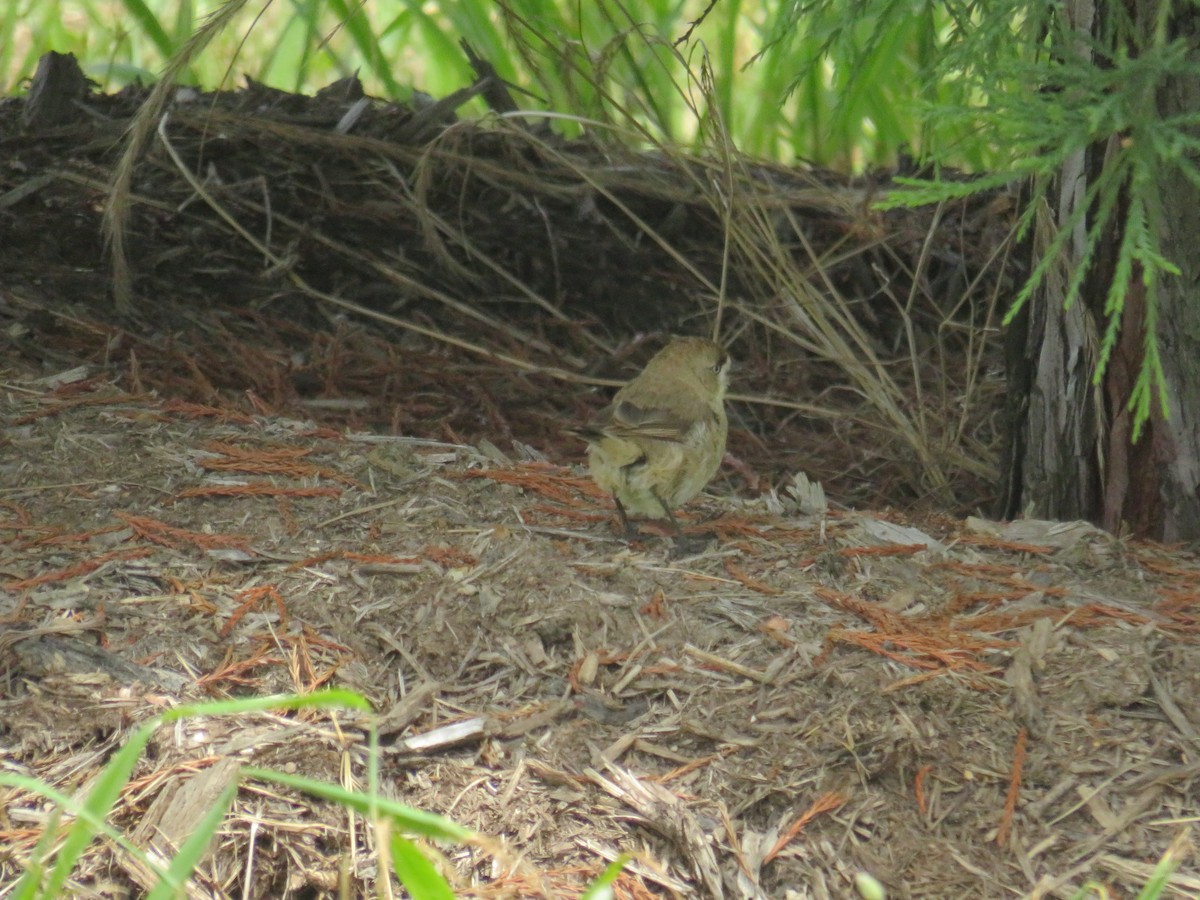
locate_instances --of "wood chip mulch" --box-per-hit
[3,366,1198,898]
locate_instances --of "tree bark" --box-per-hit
[1000,1,1104,525]
[1150,8,1200,539]
[1001,1,1200,540]
[1001,188,1103,524]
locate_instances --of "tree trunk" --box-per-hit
[1000,1,1200,540]
[1150,10,1200,540]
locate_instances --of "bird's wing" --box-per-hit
[605,398,699,441]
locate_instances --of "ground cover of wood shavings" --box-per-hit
[2,361,1198,899]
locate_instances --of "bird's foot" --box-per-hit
[667,532,714,559]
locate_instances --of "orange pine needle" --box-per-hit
[763,791,847,864]
[995,727,1028,846]
[4,547,151,592]
[723,559,782,595]
[914,764,933,815]
[116,512,250,551]
[220,584,288,638]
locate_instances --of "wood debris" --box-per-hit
[3,370,1199,896]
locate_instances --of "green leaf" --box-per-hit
[145,777,240,900]
[118,0,175,59]
[580,853,630,899]
[322,0,402,97]
[164,688,371,722]
[390,834,457,900]
[245,769,474,842]
[2,772,173,897]
[41,720,158,896]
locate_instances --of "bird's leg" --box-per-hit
[652,490,682,536]
[654,491,709,558]
[612,495,638,540]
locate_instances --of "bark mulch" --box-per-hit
[3,54,1196,899]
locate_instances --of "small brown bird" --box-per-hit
[575,336,730,536]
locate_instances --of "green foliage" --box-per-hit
[755,0,1197,441]
[21,714,156,898]
[0,690,628,898]
[2,690,371,899]
[580,854,631,899]
[871,0,1199,438]
[1,683,1183,897]
[390,834,459,900]
[757,0,957,166]
[246,767,474,841]
[0,0,993,169]
[143,778,238,900]
[1067,829,1184,900]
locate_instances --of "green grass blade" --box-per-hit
[245,768,473,842]
[118,0,176,59]
[580,853,630,899]
[38,720,157,896]
[2,772,180,896]
[441,1,509,79]
[322,0,402,96]
[144,777,240,900]
[172,0,194,48]
[9,801,63,900]
[5,693,369,898]
[84,60,158,84]
[164,687,371,721]
[710,0,742,133]
[258,0,317,94]
[390,834,457,900]
[0,0,23,93]
[1134,829,1188,900]
[400,4,473,92]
